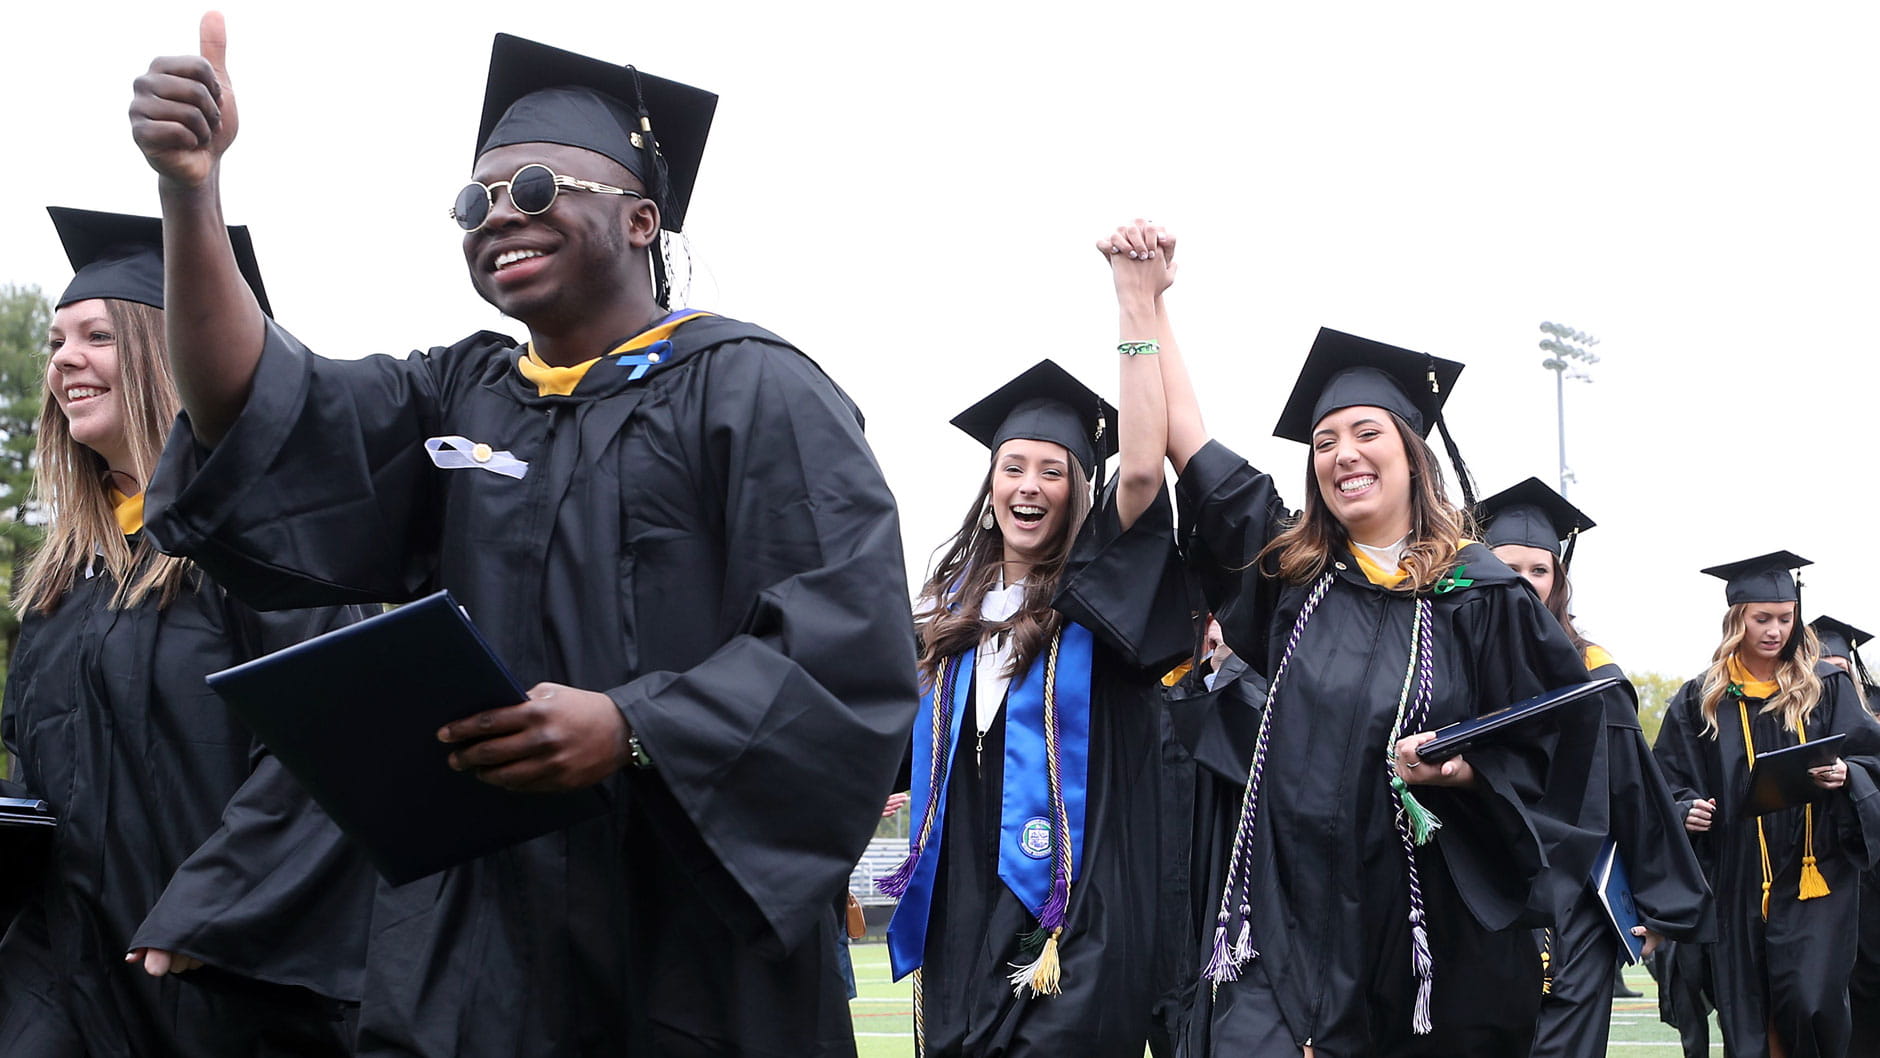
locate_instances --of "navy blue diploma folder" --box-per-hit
[1742,733,1846,818]
[1591,838,1645,964]
[206,591,609,886]
[1415,677,1622,764]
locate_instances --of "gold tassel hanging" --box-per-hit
[1006,927,1066,998]
[1798,805,1832,899]
[1795,723,1832,901]
[1030,929,1064,996]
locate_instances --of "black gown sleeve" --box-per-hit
[143,319,450,607]
[1172,440,1293,675]
[607,345,918,956]
[130,599,380,1001]
[1422,571,1602,929]
[1651,681,1717,877]
[1596,664,1712,939]
[1054,480,1194,674]
[1821,668,1880,872]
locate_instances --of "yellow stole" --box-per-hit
[516,311,712,396]
[1347,543,1408,588]
[110,489,145,536]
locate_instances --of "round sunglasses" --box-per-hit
[450,163,645,232]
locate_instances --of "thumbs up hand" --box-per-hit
[130,12,239,187]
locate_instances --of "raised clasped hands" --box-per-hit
[437,683,631,793]
[1096,219,1177,309]
[129,12,237,188]
[1393,731,1476,788]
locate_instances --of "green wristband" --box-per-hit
[1117,340,1160,357]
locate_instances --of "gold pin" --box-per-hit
[471,443,493,463]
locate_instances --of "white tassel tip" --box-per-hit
[1230,920,1258,965]
[1006,932,1064,998]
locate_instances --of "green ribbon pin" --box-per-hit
[1432,565,1475,596]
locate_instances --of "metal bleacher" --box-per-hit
[849,837,910,907]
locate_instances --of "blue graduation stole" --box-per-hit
[886,623,1094,980]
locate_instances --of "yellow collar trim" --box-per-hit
[516,311,714,396]
[111,489,145,536]
[1347,542,1408,588]
[1162,659,1194,688]
[1583,644,1616,672]
[1727,654,1780,699]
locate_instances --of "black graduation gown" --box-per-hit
[143,313,919,1058]
[1856,699,1880,1058]
[1529,655,1712,1058]
[1852,859,1880,1058]
[1170,440,1600,1058]
[1652,665,1880,1058]
[1158,656,1267,1054]
[914,485,1191,1058]
[0,562,374,1057]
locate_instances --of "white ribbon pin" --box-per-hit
[424,436,528,479]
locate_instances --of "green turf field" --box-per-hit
[847,941,1716,1056]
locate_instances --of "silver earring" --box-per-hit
[980,507,997,531]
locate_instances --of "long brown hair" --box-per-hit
[1696,602,1823,737]
[915,454,1092,690]
[17,298,193,615]
[1544,560,1591,654]
[1258,411,1472,591]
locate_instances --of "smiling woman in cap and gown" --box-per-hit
[1100,225,1600,1057]
[1652,554,1880,1058]
[130,28,917,1058]
[1476,477,1711,1058]
[880,233,1190,1056]
[0,208,375,1055]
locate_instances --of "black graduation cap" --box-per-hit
[950,360,1117,477]
[1809,615,1872,661]
[1700,551,1811,606]
[1476,477,1596,565]
[48,207,272,317]
[1272,328,1465,444]
[475,34,717,232]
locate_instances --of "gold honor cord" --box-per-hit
[912,968,926,1058]
[1737,699,1831,921]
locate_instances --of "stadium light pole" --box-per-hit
[1537,322,1599,498]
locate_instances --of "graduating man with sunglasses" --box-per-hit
[129,16,917,1058]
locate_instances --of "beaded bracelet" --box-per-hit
[1117,340,1160,357]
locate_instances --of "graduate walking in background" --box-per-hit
[128,19,917,1057]
[1475,478,1711,1058]
[0,209,374,1056]
[1653,554,1880,1058]
[1112,225,1600,1057]
[1807,615,1880,1058]
[881,229,1190,1056]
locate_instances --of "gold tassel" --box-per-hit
[1005,927,1066,998]
[1030,929,1064,996]
[1798,805,1831,899]
[1761,882,1771,921]
[1799,857,1831,899]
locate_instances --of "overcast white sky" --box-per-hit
[7,1,1878,680]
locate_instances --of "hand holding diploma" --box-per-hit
[1394,731,1477,788]
[439,683,632,793]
